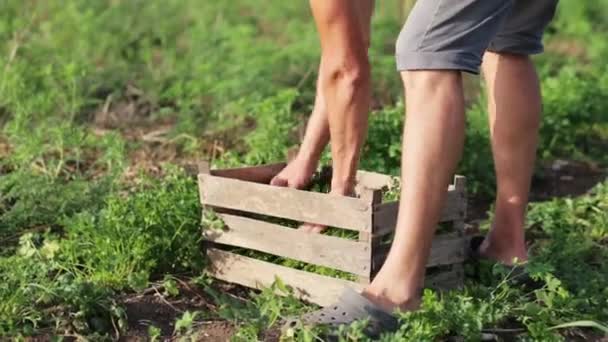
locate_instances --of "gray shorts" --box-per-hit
[396,0,559,74]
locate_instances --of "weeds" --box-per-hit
[0,0,607,340]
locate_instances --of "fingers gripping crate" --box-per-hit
[198,162,467,306]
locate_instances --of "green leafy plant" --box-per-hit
[1,0,607,340]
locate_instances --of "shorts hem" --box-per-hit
[396,51,481,74]
[487,37,544,55]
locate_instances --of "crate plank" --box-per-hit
[357,188,383,245]
[357,188,383,283]
[203,214,370,276]
[355,171,395,191]
[207,248,364,306]
[372,233,466,271]
[373,190,465,237]
[207,249,462,306]
[199,174,372,232]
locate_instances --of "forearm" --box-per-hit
[322,58,370,192]
[298,0,374,173]
[310,0,372,193]
[296,66,331,164]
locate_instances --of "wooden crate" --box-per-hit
[198,162,467,306]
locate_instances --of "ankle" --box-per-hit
[486,215,526,247]
[480,233,528,265]
[494,197,528,226]
[493,212,525,229]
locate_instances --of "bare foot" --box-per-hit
[362,247,424,312]
[477,224,528,266]
[362,280,422,313]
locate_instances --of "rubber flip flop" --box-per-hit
[468,236,543,289]
[282,288,399,338]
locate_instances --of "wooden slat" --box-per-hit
[357,188,383,245]
[206,248,364,306]
[372,189,465,236]
[355,170,395,191]
[208,163,287,184]
[206,249,462,306]
[198,174,372,232]
[372,233,466,271]
[203,214,370,276]
[356,187,383,283]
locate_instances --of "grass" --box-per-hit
[0,0,607,340]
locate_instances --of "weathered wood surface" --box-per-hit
[207,248,463,306]
[356,187,383,283]
[206,248,365,306]
[203,214,370,276]
[372,233,466,271]
[357,187,383,244]
[355,171,395,191]
[373,189,466,237]
[199,174,372,231]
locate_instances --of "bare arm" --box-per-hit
[309,0,371,194]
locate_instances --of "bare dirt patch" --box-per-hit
[119,281,235,341]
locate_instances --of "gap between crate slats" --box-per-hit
[210,163,286,184]
[199,173,372,232]
[373,233,466,271]
[207,248,463,307]
[373,190,465,237]
[203,214,370,276]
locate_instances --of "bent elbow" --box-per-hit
[325,58,370,90]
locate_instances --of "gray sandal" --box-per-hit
[283,288,399,337]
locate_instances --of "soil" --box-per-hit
[119,280,236,341]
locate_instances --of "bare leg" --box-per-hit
[478,52,541,265]
[364,70,466,311]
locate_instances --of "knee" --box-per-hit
[402,70,463,106]
[402,70,460,91]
